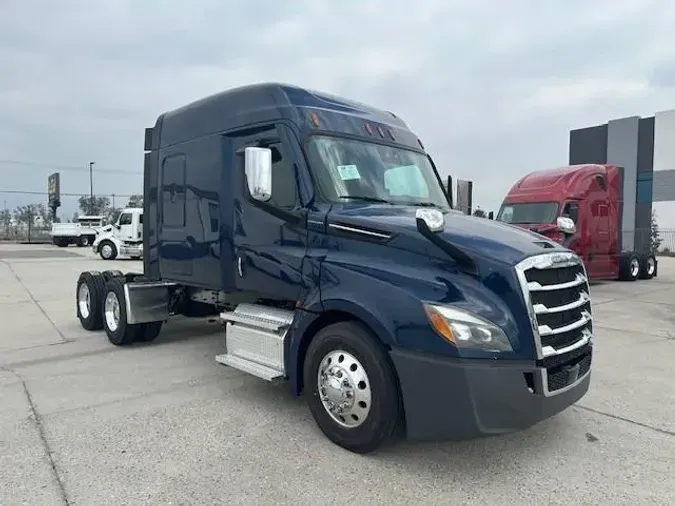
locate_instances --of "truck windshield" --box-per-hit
[497,202,559,224]
[305,135,450,209]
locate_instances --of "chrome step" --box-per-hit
[215,354,283,381]
[215,303,295,381]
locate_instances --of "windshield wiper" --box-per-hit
[407,202,437,207]
[337,195,394,204]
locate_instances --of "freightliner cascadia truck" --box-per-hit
[74,83,594,453]
[497,164,658,282]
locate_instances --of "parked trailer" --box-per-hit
[497,164,657,281]
[51,215,104,247]
[75,83,594,453]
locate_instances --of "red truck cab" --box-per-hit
[497,164,657,281]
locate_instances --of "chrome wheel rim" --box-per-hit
[81,237,89,246]
[317,350,372,428]
[77,283,90,318]
[104,291,120,332]
[647,257,655,275]
[631,258,640,277]
[101,244,112,258]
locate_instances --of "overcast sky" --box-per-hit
[1,0,675,231]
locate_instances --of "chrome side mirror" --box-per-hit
[557,216,576,235]
[244,147,272,202]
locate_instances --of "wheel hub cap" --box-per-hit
[104,292,120,332]
[77,283,90,318]
[317,350,372,428]
[648,258,655,274]
[631,259,639,276]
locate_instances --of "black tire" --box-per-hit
[303,321,402,454]
[102,277,141,346]
[99,240,118,260]
[619,253,640,281]
[55,238,67,247]
[135,321,163,343]
[77,235,90,247]
[639,254,656,280]
[101,270,124,282]
[76,271,106,330]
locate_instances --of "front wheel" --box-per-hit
[99,240,118,260]
[303,321,402,454]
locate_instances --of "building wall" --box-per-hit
[606,116,639,251]
[567,109,675,253]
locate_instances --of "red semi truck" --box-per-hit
[496,163,658,281]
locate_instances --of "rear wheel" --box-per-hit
[639,254,656,279]
[303,321,402,454]
[619,253,640,281]
[78,235,91,247]
[76,271,106,330]
[101,270,124,282]
[136,321,163,343]
[102,277,141,345]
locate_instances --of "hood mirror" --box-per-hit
[416,208,445,232]
[557,216,576,235]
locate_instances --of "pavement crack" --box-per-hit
[0,365,71,505]
[575,404,675,437]
[1,260,69,344]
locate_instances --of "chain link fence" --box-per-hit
[0,225,52,244]
[658,229,675,256]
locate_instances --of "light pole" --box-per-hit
[89,161,94,214]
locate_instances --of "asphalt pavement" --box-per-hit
[1,243,674,505]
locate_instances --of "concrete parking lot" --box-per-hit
[1,243,674,505]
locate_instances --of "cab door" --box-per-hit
[227,122,309,302]
[117,212,135,241]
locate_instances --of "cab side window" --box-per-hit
[267,142,298,209]
[119,213,132,226]
[562,202,579,224]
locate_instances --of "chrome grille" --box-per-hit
[516,252,593,358]
[515,251,593,395]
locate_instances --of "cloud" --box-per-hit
[1,0,675,226]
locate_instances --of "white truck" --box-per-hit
[92,208,143,260]
[51,216,104,247]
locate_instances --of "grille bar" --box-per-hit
[527,273,587,292]
[533,291,590,314]
[538,310,592,336]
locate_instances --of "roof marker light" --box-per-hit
[364,123,373,135]
[310,112,320,128]
[387,129,395,141]
[418,138,424,149]
[377,126,385,137]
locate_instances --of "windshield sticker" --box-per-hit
[337,164,361,180]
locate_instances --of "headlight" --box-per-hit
[423,303,513,352]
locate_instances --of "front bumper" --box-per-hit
[390,345,592,441]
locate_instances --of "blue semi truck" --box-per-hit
[74,83,594,453]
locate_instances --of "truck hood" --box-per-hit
[330,205,564,267]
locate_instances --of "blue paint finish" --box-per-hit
[144,83,560,399]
